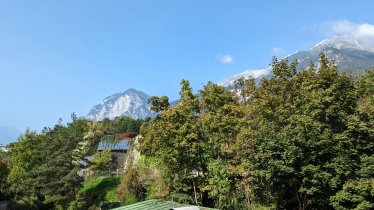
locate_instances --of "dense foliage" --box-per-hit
[69,176,121,210]
[0,150,11,201]
[1,115,143,209]
[138,54,374,209]
[115,156,169,205]
[1,54,373,210]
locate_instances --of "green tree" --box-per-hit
[89,150,113,176]
[148,96,170,112]
[33,119,88,207]
[140,79,207,205]
[239,54,371,209]
[140,80,247,209]
[199,82,248,209]
[7,117,93,209]
[0,150,11,201]
[7,130,46,199]
[330,69,374,210]
[331,178,374,210]
[113,116,142,134]
[116,168,144,205]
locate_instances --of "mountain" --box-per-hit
[86,88,156,121]
[0,126,21,144]
[219,35,374,86]
[218,68,271,87]
[289,35,374,72]
[86,36,374,120]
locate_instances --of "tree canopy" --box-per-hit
[139,54,374,209]
[2,54,373,210]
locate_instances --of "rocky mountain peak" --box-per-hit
[219,35,374,87]
[86,89,156,121]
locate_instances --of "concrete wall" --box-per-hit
[112,151,127,171]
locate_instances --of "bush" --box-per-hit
[116,156,170,205]
[0,154,11,201]
[331,178,374,210]
[89,150,113,176]
[69,176,120,210]
[7,196,51,210]
[116,168,144,205]
[99,201,121,210]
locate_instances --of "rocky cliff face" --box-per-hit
[86,88,156,121]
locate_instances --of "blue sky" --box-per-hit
[1,0,374,139]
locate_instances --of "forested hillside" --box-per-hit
[0,54,373,210]
[0,116,143,209]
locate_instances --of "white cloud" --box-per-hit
[314,20,374,43]
[271,47,286,57]
[217,54,234,64]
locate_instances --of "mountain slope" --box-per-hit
[86,88,156,121]
[86,35,374,120]
[218,68,271,86]
[289,35,374,72]
[0,126,21,144]
[219,35,374,86]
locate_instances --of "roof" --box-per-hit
[111,199,219,210]
[97,139,129,151]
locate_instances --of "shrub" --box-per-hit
[116,156,170,205]
[99,201,121,210]
[116,168,144,205]
[69,176,120,210]
[331,178,374,210]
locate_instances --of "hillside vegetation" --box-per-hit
[0,54,373,210]
[135,54,374,209]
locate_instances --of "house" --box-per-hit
[97,138,132,175]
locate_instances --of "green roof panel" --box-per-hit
[111,199,219,210]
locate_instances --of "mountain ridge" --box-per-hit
[219,35,374,86]
[0,126,21,144]
[85,35,374,121]
[85,89,157,121]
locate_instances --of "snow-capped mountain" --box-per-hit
[86,88,156,121]
[219,35,374,86]
[218,68,271,86]
[311,35,374,53]
[86,35,374,121]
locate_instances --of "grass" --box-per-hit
[71,176,121,209]
[78,176,120,199]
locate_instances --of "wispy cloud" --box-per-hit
[312,20,374,43]
[271,47,286,58]
[217,54,234,64]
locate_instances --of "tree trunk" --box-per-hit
[297,192,309,210]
